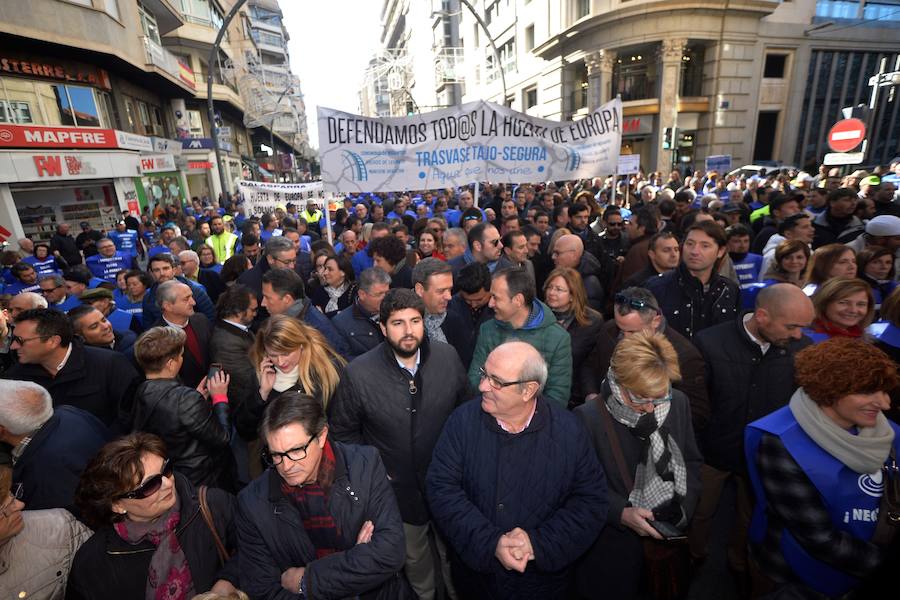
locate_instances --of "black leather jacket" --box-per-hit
[132,379,234,490]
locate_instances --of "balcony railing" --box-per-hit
[612,72,657,102]
[143,36,196,89]
[434,47,465,84]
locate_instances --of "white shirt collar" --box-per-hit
[395,349,421,377]
[743,313,770,355]
[163,316,189,329]
[222,318,249,332]
[57,344,73,372]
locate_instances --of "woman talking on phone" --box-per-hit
[236,315,344,441]
[574,331,702,599]
[131,326,235,491]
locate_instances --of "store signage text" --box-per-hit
[33,154,97,178]
[0,55,111,90]
[140,154,176,174]
[188,161,214,169]
[0,124,153,151]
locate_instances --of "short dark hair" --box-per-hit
[768,193,798,214]
[242,232,260,247]
[148,253,176,268]
[367,235,406,266]
[648,231,677,252]
[259,391,327,441]
[324,254,356,284]
[466,222,492,248]
[16,308,73,346]
[124,269,153,289]
[686,220,727,247]
[501,230,526,250]
[494,266,535,306]
[215,283,256,320]
[379,287,425,323]
[827,187,857,205]
[461,208,483,224]
[658,199,676,218]
[456,261,491,294]
[674,190,693,204]
[570,202,589,217]
[632,205,661,235]
[11,262,34,279]
[725,223,753,240]
[412,257,453,288]
[371,222,391,235]
[521,225,540,240]
[67,305,100,332]
[262,268,305,301]
[778,213,811,236]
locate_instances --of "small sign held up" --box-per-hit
[617,154,641,175]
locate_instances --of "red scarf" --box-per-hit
[812,317,863,339]
[280,440,342,558]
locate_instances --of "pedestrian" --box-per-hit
[447,222,502,277]
[85,239,133,283]
[368,235,413,289]
[330,288,467,599]
[806,277,874,342]
[550,234,607,312]
[803,243,858,295]
[574,332,702,600]
[236,392,409,599]
[857,247,897,311]
[332,267,390,359]
[68,304,136,355]
[154,280,211,388]
[309,254,357,318]
[49,223,81,266]
[38,273,80,312]
[427,341,608,599]
[143,253,216,325]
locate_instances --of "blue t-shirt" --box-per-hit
[108,229,140,257]
[23,256,60,278]
[86,252,132,283]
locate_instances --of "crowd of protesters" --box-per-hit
[2,158,900,600]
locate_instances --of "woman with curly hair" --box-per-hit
[745,337,900,599]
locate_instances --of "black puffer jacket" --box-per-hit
[329,339,467,524]
[645,262,741,341]
[131,379,234,489]
[66,474,240,599]
[693,317,811,472]
[576,252,607,313]
[332,302,384,359]
[236,442,410,600]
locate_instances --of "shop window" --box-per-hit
[0,100,33,124]
[53,84,102,127]
[524,86,538,109]
[152,106,165,136]
[98,91,115,129]
[764,54,787,78]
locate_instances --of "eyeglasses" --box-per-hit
[11,335,48,345]
[486,238,501,247]
[614,293,659,313]
[116,459,174,500]
[1,483,23,517]
[626,388,672,407]
[263,435,319,466]
[272,256,297,267]
[39,285,62,294]
[479,366,533,390]
[546,285,569,294]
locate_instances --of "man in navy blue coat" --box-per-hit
[426,341,608,599]
[0,380,110,514]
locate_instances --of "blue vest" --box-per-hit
[53,295,82,313]
[745,406,900,597]
[116,295,145,328]
[108,229,139,257]
[23,256,60,278]
[800,328,831,344]
[86,252,131,282]
[733,254,764,290]
[6,281,40,295]
[868,321,900,348]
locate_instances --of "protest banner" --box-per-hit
[317,97,622,193]
[238,180,338,243]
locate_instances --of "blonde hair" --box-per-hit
[610,331,681,398]
[251,315,344,405]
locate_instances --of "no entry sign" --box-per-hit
[827,118,866,153]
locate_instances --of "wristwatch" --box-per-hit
[298,574,306,597]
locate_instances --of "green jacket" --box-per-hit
[467,299,572,406]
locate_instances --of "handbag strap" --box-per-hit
[198,485,230,565]
[595,394,634,492]
[872,447,900,546]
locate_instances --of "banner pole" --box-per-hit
[325,200,334,246]
[473,182,479,208]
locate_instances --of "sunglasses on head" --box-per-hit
[614,293,659,313]
[117,459,174,500]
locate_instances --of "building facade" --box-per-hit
[371,0,899,174]
[0,0,310,245]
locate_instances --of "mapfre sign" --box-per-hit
[0,124,151,151]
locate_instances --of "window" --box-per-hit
[473,24,479,47]
[137,101,153,135]
[575,0,591,19]
[187,109,204,137]
[0,100,33,124]
[680,43,705,96]
[764,54,787,78]
[138,2,161,44]
[103,0,120,20]
[525,24,534,52]
[814,0,861,18]
[863,0,900,19]
[570,62,588,111]
[252,29,285,48]
[181,0,224,29]
[53,84,101,127]
[524,86,538,109]
[124,99,136,130]
[152,106,165,136]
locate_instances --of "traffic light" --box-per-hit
[662,127,675,150]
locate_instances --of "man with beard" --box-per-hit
[688,284,814,590]
[329,288,467,600]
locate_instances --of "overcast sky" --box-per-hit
[281,2,382,150]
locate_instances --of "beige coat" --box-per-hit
[0,509,91,600]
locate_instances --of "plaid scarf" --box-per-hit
[280,440,343,559]
[605,369,688,519]
[114,506,194,600]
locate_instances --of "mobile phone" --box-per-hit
[647,519,686,540]
[208,363,223,381]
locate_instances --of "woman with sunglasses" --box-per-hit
[67,433,240,600]
[0,467,91,600]
[132,326,235,491]
[573,332,702,600]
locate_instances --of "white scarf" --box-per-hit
[324,282,349,313]
[789,388,895,474]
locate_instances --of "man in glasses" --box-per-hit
[468,266,572,406]
[428,341,608,598]
[581,287,709,430]
[330,289,466,600]
[38,274,80,312]
[178,249,226,304]
[448,222,502,279]
[0,378,109,512]
[238,392,407,600]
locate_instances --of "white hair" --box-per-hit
[13,292,48,310]
[0,380,53,435]
[179,250,199,264]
